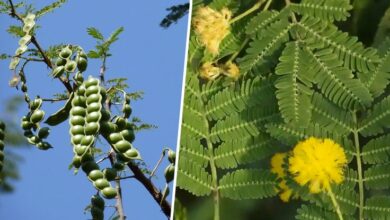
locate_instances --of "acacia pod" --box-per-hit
[30,98,42,111]
[30,110,45,123]
[164,164,175,183]
[55,58,67,66]
[37,127,50,139]
[81,161,99,174]
[90,207,103,220]
[168,149,176,164]
[88,170,104,181]
[123,149,139,159]
[59,46,72,59]
[121,129,135,143]
[51,66,65,78]
[122,104,132,118]
[65,60,77,73]
[91,195,105,209]
[76,56,87,72]
[101,187,117,199]
[72,156,82,168]
[93,178,110,190]
[103,168,117,181]
[113,140,131,153]
[36,141,52,150]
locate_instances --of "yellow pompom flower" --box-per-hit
[192,6,231,55]
[221,62,240,80]
[199,62,221,80]
[271,153,293,202]
[288,137,347,194]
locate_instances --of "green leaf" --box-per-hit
[362,134,390,164]
[35,0,67,18]
[218,169,277,200]
[364,163,390,190]
[87,27,104,41]
[291,0,352,22]
[179,136,209,168]
[364,196,390,220]
[359,96,390,136]
[7,25,24,38]
[176,155,213,197]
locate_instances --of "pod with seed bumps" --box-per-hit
[51,66,65,78]
[76,51,88,72]
[168,149,176,164]
[65,60,77,73]
[59,46,72,59]
[90,194,104,220]
[164,163,175,183]
[0,121,5,172]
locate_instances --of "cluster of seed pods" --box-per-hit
[52,46,88,78]
[164,149,176,184]
[21,98,52,150]
[0,121,5,172]
[69,76,117,199]
[90,194,105,220]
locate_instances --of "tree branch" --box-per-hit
[127,161,171,217]
[108,152,126,220]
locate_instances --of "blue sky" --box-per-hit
[0,1,188,219]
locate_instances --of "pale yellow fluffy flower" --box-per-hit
[192,6,231,55]
[289,137,347,194]
[199,62,221,80]
[221,62,240,80]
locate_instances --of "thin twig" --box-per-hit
[149,149,167,179]
[108,152,126,220]
[41,97,68,102]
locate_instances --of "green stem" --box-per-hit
[328,186,344,220]
[230,0,265,24]
[352,112,364,220]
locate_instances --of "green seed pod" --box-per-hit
[113,140,131,153]
[88,170,104,181]
[122,104,132,118]
[86,112,101,123]
[0,140,4,151]
[91,195,105,209]
[108,133,122,144]
[81,161,99,174]
[86,94,101,105]
[81,135,94,146]
[76,56,88,72]
[115,117,126,130]
[27,136,41,145]
[72,134,84,145]
[30,98,42,111]
[168,149,176,164]
[81,153,94,163]
[21,84,28,93]
[90,207,103,220]
[79,51,88,59]
[123,149,139,159]
[72,96,87,107]
[103,168,117,181]
[112,162,125,171]
[121,129,135,143]
[75,72,84,84]
[93,178,110,190]
[76,85,86,96]
[30,109,45,124]
[74,145,88,156]
[164,164,175,183]
[55,58,67,66]
[85,77,99,88]
[72,156,82,168]
[36,141,52,150]
[59,46,72,59]
[51,66,65,78]
[100,122,116,135]
[101,187,117,199]
[21,120,33,130]
[65,60,77,73]
[24,130,33,138]
[37,127,50,139]
[86,86,100,97]
[100,87,107,99]
[70,106,86,117]
[101,109,111,121]
[70,115,85,126]
[85,122,99,135]
[87,103,101,113]
[70,125,84,135]
[116,153,131,163]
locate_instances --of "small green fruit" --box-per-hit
[101,187,117,199]
[88,170,104,181]
[30,110,45,123]
[103,168,117,181]
[93,178,110,190]
[59,46,72,59]
[37,127,50,139]
[164,164,175,183]
[114,140,131,153]
[65,60,77,72]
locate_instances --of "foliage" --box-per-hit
[175,0,390,220]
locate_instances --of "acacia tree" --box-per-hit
[0,1,178,219]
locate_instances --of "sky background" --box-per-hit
[0,1,188,219]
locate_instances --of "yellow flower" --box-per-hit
[199,62,221,80]
[271,153,293,202]
[288,137,347,194]
[221,62,240,80]
[192,6,231,55]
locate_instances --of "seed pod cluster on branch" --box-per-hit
[9,13,35,70]
[21,98,52,150]
[52,46,88,78]
[0,121,6,172]
[69,76,117,199]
